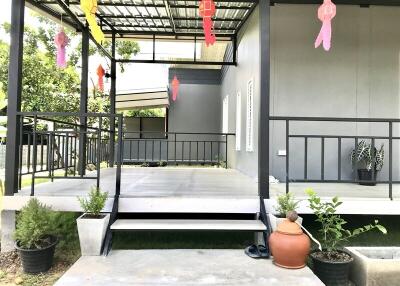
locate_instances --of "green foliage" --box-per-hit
[123,108,166,118]
[275,192,300,217]
[78,187,108,216]
[350,140,384,171]
[14,198,55,249]
[306,188,387,252]
[50,212,79,250]
[0,14,139,124]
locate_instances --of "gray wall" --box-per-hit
[220,7,261,179]
[168,68,222,135]
[221,4,400,181]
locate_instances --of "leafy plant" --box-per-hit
[78,187,108,217]
[14,198,55,249]
[350,140,384,171]
[306,188,387,255]
[275,192,300,217]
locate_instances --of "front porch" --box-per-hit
[4,166,400,216]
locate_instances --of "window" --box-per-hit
[246,79,254,152]
[235,91,242,151]
[222,95,229,133]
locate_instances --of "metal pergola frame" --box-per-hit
[8,0,400,199]
[26,0,261,65]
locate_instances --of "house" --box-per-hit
[3,0,400,253]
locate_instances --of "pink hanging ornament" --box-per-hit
[171,75,180,101]
[315,0,336,51]
[54,28,69,68]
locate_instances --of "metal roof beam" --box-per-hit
[36,1,254,10]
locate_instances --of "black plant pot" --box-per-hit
[311,250,354,286]
[357,169,377,186]
[15,235,58,274]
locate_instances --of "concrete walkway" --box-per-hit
[55,250,323,286]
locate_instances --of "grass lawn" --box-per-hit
[114,215,400,250]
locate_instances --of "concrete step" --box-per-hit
[110,219,267,231]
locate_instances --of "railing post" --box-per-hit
[30,115,38,196]
[96,117,102,189]
[116,115,123,197]
[174,133,177,165]
[18,116,23,191]
[64,132,69,177]
[225,135,228,169]
[285,120,289,194]
[389,122,393,200]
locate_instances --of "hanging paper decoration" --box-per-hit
[81,0,105,44]
[315,0,336,51]
[171,75,180,101]
[54,27,69,68]
[199,0,216,47]
[96,64,105,92]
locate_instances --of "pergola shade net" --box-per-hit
[27,0,257,37]
[116,88,169,110]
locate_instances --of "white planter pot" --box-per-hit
[346,247,400,286]
[77,213,110,256]
[268,213,303,232]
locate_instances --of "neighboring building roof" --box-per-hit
[116,88,169,110]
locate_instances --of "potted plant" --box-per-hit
[306,189,387,286]
[269,192,302,231]
[350,140,384,186]
[77,187,109,256]
[14,198,58,274]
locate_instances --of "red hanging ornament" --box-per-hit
[96,64,105,92]
[199,0,216,47]
[171,75,180,101]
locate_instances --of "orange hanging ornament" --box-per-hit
[96,64,105,92]
[171,75,180,101]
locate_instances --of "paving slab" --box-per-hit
[55,249,323,286]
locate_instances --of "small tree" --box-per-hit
[14,198,55,249]
[78,187,108,218]
[306,188,387,257]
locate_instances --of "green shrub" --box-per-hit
[275,192,300,217]
[77,187,108,217]
[50,212,79,250]
[306,188,387,252]
[14,198,55,249]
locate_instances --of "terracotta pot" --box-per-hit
[269,218,310,269]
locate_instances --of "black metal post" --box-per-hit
[389,122,393,200]
[258,0,270,199]
[79,28,89,176]
[285,120,289,194]
[109,32,116,167]
[5,0,25,195]
[30,115,37,196]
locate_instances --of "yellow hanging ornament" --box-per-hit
[81,0,105,44]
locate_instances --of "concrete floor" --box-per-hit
[19,167,258,198]
[18,166,399,200]
[54,250,323,286]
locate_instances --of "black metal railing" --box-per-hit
[122,131,235,168]
[270,116,399,200]
[16,112,119,195]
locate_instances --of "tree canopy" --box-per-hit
[0,13,140,126]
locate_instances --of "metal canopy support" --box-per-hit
[5,0,25,196]
[79,28,89,176]
[109,32,116,167]
[258,0,271,199]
